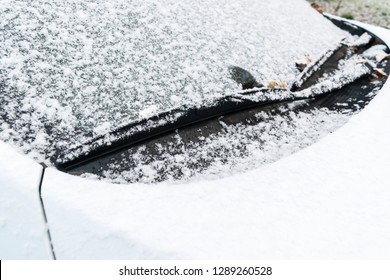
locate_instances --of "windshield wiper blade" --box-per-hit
[56,88,290,171]
[56,19,385,173]
[57,61,371,172]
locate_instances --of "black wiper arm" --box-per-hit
[56,18,384,172]
[56,88,291,171]
[56,58,370,172]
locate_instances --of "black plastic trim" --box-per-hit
[38,164,56,260]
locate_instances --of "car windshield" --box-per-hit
[5,0,389,184]
[0,0,346,164]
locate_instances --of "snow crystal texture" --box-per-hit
[0,0,346,163]
[98,107,352,184]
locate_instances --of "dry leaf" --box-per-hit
[379,54,390,62]
[267,81,278,89]
[305,54,313,64]
[350,46,359,53]
[370,68,388,83]
[310,3,324,14]
[267,81,288,90]
[374,68,388,78]
[280,81,288,90]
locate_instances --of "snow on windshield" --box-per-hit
[95,106,352,184]
[0,0,346,163]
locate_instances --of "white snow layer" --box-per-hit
[40,21,390,259]
[77,39,384,184]
[0,0,346,163]
[0,141,52,259]
[101,108,352,184]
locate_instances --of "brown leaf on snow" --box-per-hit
[350,46,359,54]
[267,81,278,89]
[379,54,390,62]
[370,68,388,83]
[305,54,313,64]
[310,3,324,14]
[267,81,288,90]
[374,69,388,77]
[280,81,288,90]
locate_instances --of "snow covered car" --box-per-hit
[1,0,389,259]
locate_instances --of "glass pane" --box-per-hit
[0,0,346,163]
